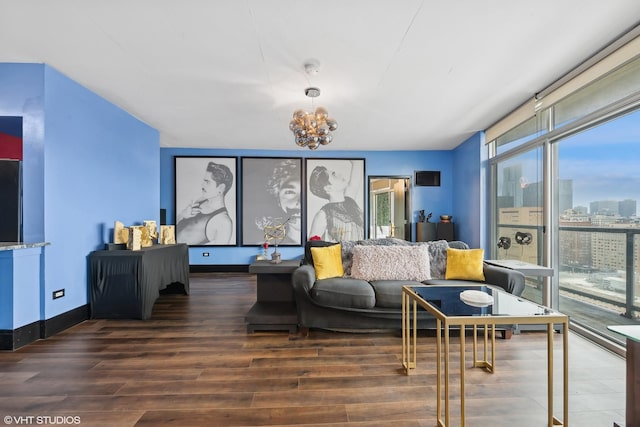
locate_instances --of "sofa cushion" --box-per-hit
[350,245,431,281]
[310,278,375,309]
[445,248,485,281]
[310,244,344,280]
[370,280,422,308]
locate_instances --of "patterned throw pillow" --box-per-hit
[350,245,431,282]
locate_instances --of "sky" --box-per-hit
[499,108,640,210]
[558,108,640,208]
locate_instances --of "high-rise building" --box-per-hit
[502,165,523,208]
[590,200,619,215]
[523,179,573,212]
[619,199,636,217]
[574,206,588,215]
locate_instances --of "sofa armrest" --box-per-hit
[482,262,525,296]
[292,264,316,294]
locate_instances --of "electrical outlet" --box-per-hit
[52,289,65,299]
[203,252,210,257]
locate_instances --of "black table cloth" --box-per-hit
[89,244,190,319]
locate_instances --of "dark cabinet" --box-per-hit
[416,222,454,242]
[416,222,436,242]
[437,222,454,241]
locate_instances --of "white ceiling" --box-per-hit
[2,1,640,151]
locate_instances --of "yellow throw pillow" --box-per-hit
[310,244,344,280]
[445,248,485,281]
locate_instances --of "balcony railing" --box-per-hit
[560,225,639,319]
[497,223,640,346]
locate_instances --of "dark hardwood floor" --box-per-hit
[0,272,626,426]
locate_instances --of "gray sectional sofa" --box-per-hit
[292,238,525,332]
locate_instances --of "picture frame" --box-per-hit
[174,156,238,246]
[241,157,303,246]
[305,158,366,242]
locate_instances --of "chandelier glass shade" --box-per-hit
[289,88,337,150]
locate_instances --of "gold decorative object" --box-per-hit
[159,225,176,245]
[144,220,158,242]
[263,219,288,264]
[115,220,174,249]
[114,221,129,244]
[129,225,152,248]
[127,227,142,251]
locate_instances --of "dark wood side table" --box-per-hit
[245,259,300,333]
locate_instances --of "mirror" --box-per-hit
[368,176,411,240]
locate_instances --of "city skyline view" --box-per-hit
[559,108,640,209]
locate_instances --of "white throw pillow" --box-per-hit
[350,245,431,282]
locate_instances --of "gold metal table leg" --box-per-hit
[401,292,410,373]
[436,318,442,426]
[472,323,495,373]
[413,299,417,370]
[491,323,496,371]
[445,323,451,427]
[460,325,466,427]
[548,321,568,427]
[402,291,418,375]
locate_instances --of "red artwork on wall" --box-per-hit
[0,131,22,160]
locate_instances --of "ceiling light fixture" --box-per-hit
[289,63,337,150]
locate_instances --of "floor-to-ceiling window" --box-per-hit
[493,146,545,305]
[555,109,640,343]
[488,40,640,349]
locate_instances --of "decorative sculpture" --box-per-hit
[129,225,152,248]
[263,218,289,264]
[127,227,142,251]
[144,220,158,243]
[115,220,175,249]
[159,225,176,245]
[497,236,511,250]
[114,221,129,244]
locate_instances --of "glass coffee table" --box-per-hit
[402,284,569,427]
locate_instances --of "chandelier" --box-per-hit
[289,87,338,150]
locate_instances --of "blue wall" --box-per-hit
[0,247,43,329]
[452,132,484,249]
[41,66,160,319]
[1,60,486,333]
[0,63,160,324]
[160,147,464,264]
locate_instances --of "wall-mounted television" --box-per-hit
[0,159,22,242]
[415,170,441,187]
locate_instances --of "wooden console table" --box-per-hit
[245,260,300,333]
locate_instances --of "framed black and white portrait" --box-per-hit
[174,156,238,246]
[305,158,366,242]
[241,157,303,246]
